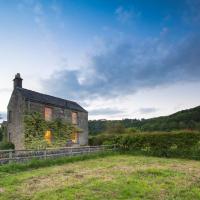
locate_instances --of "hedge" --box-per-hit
[89,131,200,159]
[114,131,200,159]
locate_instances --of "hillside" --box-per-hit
[89,106,200,134]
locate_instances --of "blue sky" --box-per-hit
[0,0,200,121]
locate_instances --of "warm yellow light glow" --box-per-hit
[44,130,52,144]
[71,132,78,143]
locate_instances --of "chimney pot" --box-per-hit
[13,73,23,89]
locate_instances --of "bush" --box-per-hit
[89,134,115,145]
[0,142,15,150]
[125,127,138,134]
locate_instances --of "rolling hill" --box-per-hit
[89,106,200,134]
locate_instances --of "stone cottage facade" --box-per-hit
[7,73,88,150]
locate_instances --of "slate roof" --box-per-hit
[16,87,87,113]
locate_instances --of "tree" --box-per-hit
[106,122,125,134]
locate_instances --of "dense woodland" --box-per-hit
[89,106,200,134]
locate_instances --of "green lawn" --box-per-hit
[1,154,200,200]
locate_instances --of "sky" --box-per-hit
[0,0,200,121]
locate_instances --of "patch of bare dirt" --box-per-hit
[0,187,5,193]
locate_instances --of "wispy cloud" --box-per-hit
[139,107,158,114]
[115,6,140,24]
[89,108,124,116]
[115,6,133,23]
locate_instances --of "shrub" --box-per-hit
[89,133,115,146]
[0,142,15,150]
[126,127,138,134]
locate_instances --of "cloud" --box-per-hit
[115,6,133,23]
[115,6,141,24]
[43,32,200,102]
[89,108,124,116]
[139,107,158,114]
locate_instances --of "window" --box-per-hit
[8,111,12,123]
[71,112,78,125]
[44,107,52,121]
[44,130,52,144]
[71,132,78,143]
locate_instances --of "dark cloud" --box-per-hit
[43,32,200,101]
[89,108,124,116]
[139,107,158,114]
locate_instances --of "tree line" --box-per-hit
[89,106,200,134]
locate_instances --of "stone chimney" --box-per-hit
[13,73,23,89]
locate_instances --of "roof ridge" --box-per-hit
[16,87,78,104]
[16,87,87,113]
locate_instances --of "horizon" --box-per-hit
[0,0,200,122]
[88,104,200,121]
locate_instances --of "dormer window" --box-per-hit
[44,107,52,121]
[72,112,78,125]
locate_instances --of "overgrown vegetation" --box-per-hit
[0,125,14,150]
[89,105,200,134]
[24,112,79,149]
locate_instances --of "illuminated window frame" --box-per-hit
[71,131,79,144]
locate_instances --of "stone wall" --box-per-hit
[7,90,26,150]
[77,111,88,145]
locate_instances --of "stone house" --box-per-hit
[7,73,88,150]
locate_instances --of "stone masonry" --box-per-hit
[7,73,88,150]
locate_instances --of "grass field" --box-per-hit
[1,154,200,200]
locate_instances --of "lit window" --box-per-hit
[44,130,52,144]
[71,132,78,143]
[45,107,52,121]
[72,112,78,124]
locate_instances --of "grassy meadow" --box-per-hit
[1,153,200,200]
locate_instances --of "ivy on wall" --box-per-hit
[24,112,80,149]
